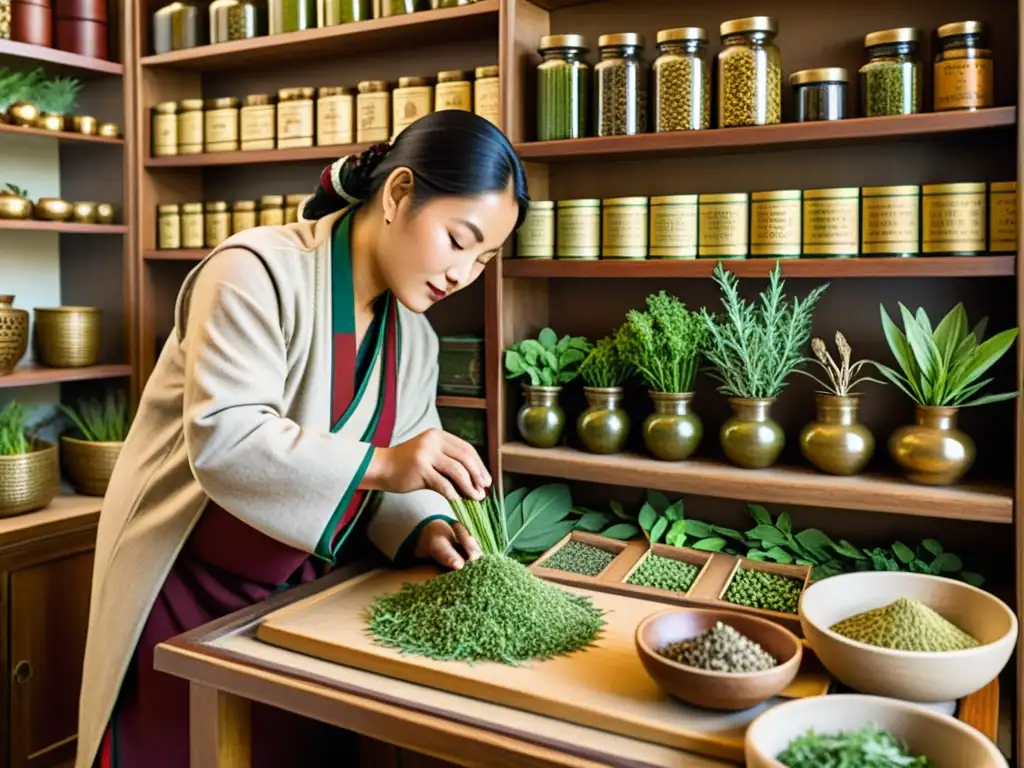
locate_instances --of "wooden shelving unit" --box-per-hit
[142,249,206,261]
[0,364,132,389]
[0,123,123,144]
[144,142,372,168]
[0,220,129,234]
[436,395,488,410]
[0,39,124,76]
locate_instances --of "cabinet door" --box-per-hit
[8,551,94,768]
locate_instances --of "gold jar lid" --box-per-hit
[475,64,499,79]
[318,86,353,97]
[244,94,274,106]
[538,34,587,52]
[358,79,389,93]
[864,27,919,47]
[650,194,698,204]
[656,27,707,44]
[922,182,986,194]
[260,195,285,207]
[181,202,204,213]
[206,96,240,109]
[790,67,848,86]
[805,187,860,199]
[862,185,920,197]
[991,181,1017,193]
[528,200,555,209]
[603,196,648,206]
[398,76,433,89]
[720,17,777,37]
[285,193,308,206]
[157,203,180,214]
[598,33,643,48]
[205,201,229,212]
[233,200,257,211]
[154,101,178,114]
[437,69,471,84]
[180,99,205,110]
[557,198,601,208]
[700,192,748,203]
[937,21,984,38]
[278,87,316,101]
[751,190,801,201]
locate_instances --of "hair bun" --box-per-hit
[338,143,392,202]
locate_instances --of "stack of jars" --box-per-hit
[156,194,311,251]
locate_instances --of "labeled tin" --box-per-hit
[259,194,285,226]
[750,190,801,258]
[205,201,230,247]
[181,202,205,248]
[204,96,240,152]
[556,198,600,260]
[649,194,698,259]
[474,65,501,128]
[277,87,315,149]
[698,192,748,258]
[317,86,354,145]
[177,99,204,155]
[152,101,179,157]
[240,94,275,151]
[516,200,555,259]
[803,187,860,258]
[232,200,257,233]
[602,197,649,259]
[922,182,986,255]
[934,21,993,112]
[157,203,181,249]
[436,69,472,112]
[285,193,307,223]
[393,76,433,137]
[861,185,920,257]
[356,80,390,142]
[989,181,1016,253]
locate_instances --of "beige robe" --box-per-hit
[74,207,452,768]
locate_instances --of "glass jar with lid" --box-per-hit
[717,16,781,127]
[474,65,501,128]
[260,195,285,226]
[653,27,709,132]
[268,0,315,34]
[791,68,848,122]
[209,0,261,44]
[379,0,426,17]
[860,28,922,116]
[323,0,371,24]
[536,34,590,141]
[596,33,646,136]
[392,76,433,137]
[356,80,391,142]
[177,99,205,155]
[435,70,472,112]
[934,21,993,112]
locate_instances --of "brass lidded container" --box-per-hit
[556,198,600,260]
[158,203,182,250]
[474,64,500,128]
[204,96,240,152]
[153,1,204,55]
[934,21,993,112]
[181,202,205,248]
[177,98,205,155]
[152,101,179,157]
[285,193,308,223]
[356,79,391,142]
[435,69,472,112]
[750,189,801,258]
[232,200,257,233]
[922,182,986,255]
[205,201,231,247]
[861,185,920,258]
[260,194,285,226]
[317,86,355,146]
[277,87,316,148]
[241,94,276,150]
[803,187,860,258]
[393,76,434,137]
[33,306,101,367]
[516,200,555,259]
[649,194,699,259]
[602,196,649,260]
[698,192,749,258]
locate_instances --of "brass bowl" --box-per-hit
[61,436,124,496]
[96,203,115,224]
[72,115,98,135]
[97,122,120,138]
[33,306,101,367]
[0,294,29,375]
[72,201,98,223]
[35,113,66,132]
[0,195,32,220]
[34,198,73,221]
[7,102,39,127]
[0,442,60,518]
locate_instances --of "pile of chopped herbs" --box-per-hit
[627,553,700,593]
[366,555,605,664]
[776,724,935,767]
[539,540,614,576]
[659,621,777,673]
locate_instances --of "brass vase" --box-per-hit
[33,306,101,367]
[0,295,28,375]
[0,442,60,518]
[576,386,630,454]
[800,394,875,476]
[0,193,32,219]
[517,385,565,448]
[61,436,123,496]
[721,397,785,469]
[35,113,66,132]
[889,405,976,486]
[642,391,703,461]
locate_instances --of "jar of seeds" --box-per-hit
[177,99,205,155]
[181,203,205,248]
[791,68,848,122]
[157,204,181,249]
[204,96,240,152]
[356,80,391,142]
[393,76,434,137]
[750,190,801,258]
[861,185,920,258]
[803,188,860,258]
[152,101,179,157]
[259,195,284,226]
[205,201,230,247]
[648,195,698,259]
[989,182,1016,253]
[922,182,986,255]
[474,65,501,128]
[232,200,257,233]
[653,27,710,131]
[435,70,472,112]
[934,21,993,112]
[240,94,275,150]
[536,34,590,141]
[596,33,646,137]
[516,201,555,259]
[698,193,749,258]
[602,197,648,259]
[717,17,781,128]
[860,28,922,116]
[556,199,600,259]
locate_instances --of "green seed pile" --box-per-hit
[366,555,605,664]
[658,621,779,673]
[724,568,803,614]
[537,59,590,141]
[627,554,700,593]
[860,61,921,116]
[540,541,615,576]
[596,59,646,136]
[654,55,710,131]
[718,47,782,127]
[830,596,980,652]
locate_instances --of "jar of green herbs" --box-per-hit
[860,27,922,116]
[717,17,781,128]
[596,33,646,136]
[268,0,315,34]
[536,34,590,141]
[653,27,710,131]
[378,0,427,16]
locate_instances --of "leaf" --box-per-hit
[931,552,963,573]
[664,499,685,522]
[746,525,788,547]
[558,348,586,369]
[832,539,866,560]
[879,305,923,401]
[504,349,525,377]
[711,525,747,543]
[764,546,793,564]
[746,549,768,562]
[513,519,576,552]
[921,538,943,557]
[891,541,915,564]
[691,537,727,552]
[538,327,558,349]
[601,523,640,540]
[776,511,792,534]
[683,519,713,538]
[638,503,659,532]
[503,486,530,534]
[872,361,920,402]
[665,520,688,547]
[539,368,555,386]
[748,503,773,526]
[609,500,630,520]
[954,328,1019,392]
[795,528,836,552]
[900,303,941,388]
[959,570,985,587]
[504,483,573,553]
[933,303,968,369]
[575,510,614,532]
[646,489,671,513]
[959,391,1019,408]
[650,517,668,544]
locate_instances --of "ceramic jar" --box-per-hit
[0,295,29,375]
[577,387,630,454]
[800,394,874,476]
[721,397,785,469]
[517,385,565,449]
[889,405,975,485]
[642,391,703,461]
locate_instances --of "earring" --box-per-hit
[385,217,392,225]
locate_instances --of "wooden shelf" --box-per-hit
[0,494,101,549]
[503,256,1017,279]
[436,395,487,409]
[0,220,127,234]
[140,1,499,72]
[500,444,1013,524]
[0,123,123,145]
[515,108,1017,162]
[0,39,123,76]
[0,364,132,388]
[145,142,370,168]
[143,249,206,261]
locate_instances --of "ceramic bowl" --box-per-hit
[745,694,1007,768]
[800,571,1016,702]
[34,198,73,222]
[635,608,802,711]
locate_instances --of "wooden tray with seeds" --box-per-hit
[530,531,812,635]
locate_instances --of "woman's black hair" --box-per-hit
[304,110,530,228]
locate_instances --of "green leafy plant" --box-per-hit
[578,335,630,388]
[34,75,82,115]
[800,331,884,396]
[0,67,45,112]
[615,291,707,393]
[504,328,590,387]
[0,402,33,456]
[449,492,508,557]
[636,489,742,552]
[873,303,1019,407]
[59,390,129,442]
[700,262,828,398]
[3,183,29,197]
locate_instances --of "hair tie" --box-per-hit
[319,143,393,206]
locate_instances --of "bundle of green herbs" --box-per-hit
[700,262,828,399]
[60,390,129,442]
[615,291,707,393]
[0,402,32,456]
[579,335,630,388]
[777,724,934,767]
[801,331,884,396]
[504,327,590,387]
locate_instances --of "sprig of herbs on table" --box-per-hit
[0,401,32,456]
[578,335,631,388]
[614,291,707,393]
[776,724,934,768]
[504,328,591,387]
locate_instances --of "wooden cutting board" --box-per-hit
[257,566,831,763]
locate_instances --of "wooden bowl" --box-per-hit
[745,694,1008,768]
[635,608,802,711]
[800,571,1016,702]
[35,198,73,221]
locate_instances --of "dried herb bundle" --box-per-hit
[615,291,707,393]
[579,335,630,388]
[800,331,884,396]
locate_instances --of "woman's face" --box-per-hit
[377,170,520,313]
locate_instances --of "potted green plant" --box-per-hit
[701,263,828,469]
[33,75,81,131]
[576,335,631,454]
[873,303,1018,485]
[798,331,883,476]
[0,67,45,126]
[0,401,59,517]
[59,390,129,496]
[505,328,590,448]
[616,291,707,461]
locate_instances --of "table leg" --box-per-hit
[190,682,252,768]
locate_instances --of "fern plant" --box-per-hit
[60,390,129,442]
[0,67,45,112]
[35,76,82,115]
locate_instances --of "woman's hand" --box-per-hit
[364,428,491,500]
[414,519,482,570]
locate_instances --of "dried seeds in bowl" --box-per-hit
[658,620,778,673]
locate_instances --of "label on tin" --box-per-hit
[862,193,920,255]
[934,54,994,111]
[649,200,698,259]
[803,197,859,256]
[392,88,432,137]
[277,101,314,148]
[178,111,203,152]
[923,192,986,253]
[556,206,600,259]
[357,92,390,142]
[205,107,239,149]
[240,105,275,146]
[158,213,181,250]
[989,188,1017,253]
[602,205,649,259]
[153,114,178,156]
[205,213,230,248]
[750,199,801,257]
[516,206,555,258]
[698,199,748,258]
[474,77,501,129]
[182,213,204,248]
[436,81,472,112]
[318,94,354,145]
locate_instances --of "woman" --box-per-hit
[75,110,529,768]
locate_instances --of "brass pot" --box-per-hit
[576,386,630,454]
[0,442,60,518]
[642,391,703,461]
[72,201,98,223]
[800,394,875,476]
[96,203,115,224]
[73,115,98,135]
[34,198,72,221]
[516,385,565,449]
[721,397,785,469]
[35,113,66,132]
[97,122,120,138]
[7,102,39,127]
[889,405,976,486]
[33,306,101,367]
[0,194,32,219]
[61,436,123,496]
[0,295,29,375]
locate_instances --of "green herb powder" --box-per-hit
[830,596,980,652]
[724,568,803,614]
[658,621,778,673]
[627,554,700,593]
[777,724,935,767]
[366,555,605,664]
[540,540,614,576]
